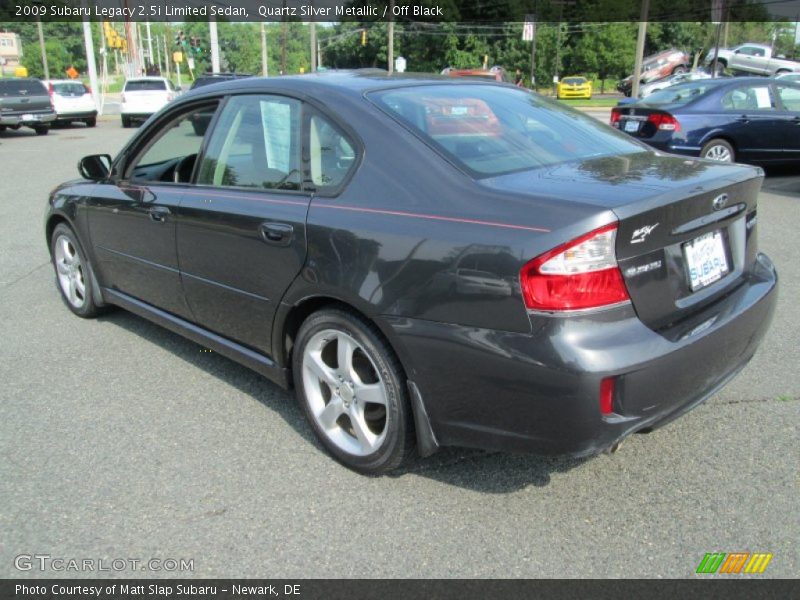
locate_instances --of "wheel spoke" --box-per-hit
[74,270,86,296]
[306,351,338,387]
[56,260,69,275]
[318,398,344,430]
[61,239,75,264]
[67,276,78,304]
[349,406,377,453]
[354,382,386,406]
[336,334,357,380]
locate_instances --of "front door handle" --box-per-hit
[148,206,171,222]
[736,115,750,123]
[260,222,293,246]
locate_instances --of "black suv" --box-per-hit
[0,78,56,135]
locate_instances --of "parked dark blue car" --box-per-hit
[611,77,800,164]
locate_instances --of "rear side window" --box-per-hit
[0,80,47,96]
[309,114,356,189]
[53,82,88,95]
[721,85,774,111]
[644,81,719,106]
[197,95,302,191]
[776,85,800,111]
[371,84,642,177]
[124,80,167,92]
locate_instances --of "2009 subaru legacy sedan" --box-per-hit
[45,72,777,474]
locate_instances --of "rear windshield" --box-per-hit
[53,82,88,95]
[0,80,47,96]
[643,81,721,106]
[370,84,643,177]
[562,77,587,85]
[124,80,167,92]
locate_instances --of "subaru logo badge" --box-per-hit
[712,193,729,211]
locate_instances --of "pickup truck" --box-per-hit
[0,78,56,135]
[705,43,800,76]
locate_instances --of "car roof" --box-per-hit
[735,42,770,49]
[45,79,86,84]
[178,70,518,103]
[125,77,169,82]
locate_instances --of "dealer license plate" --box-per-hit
[21,113,36,121]
[684,230,730,291]
[624,120,639,133]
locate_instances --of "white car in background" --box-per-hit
[638,70,712,98]
[120,77,179,128]
[776,72,800,84]
[44,80,97,127]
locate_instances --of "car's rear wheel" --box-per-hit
[701,138,735,162]
[672,65,687,75]
[86,117,96,127]
[34,126,48,136]
[50,224,102,318]
[293,308,415,474]
[121,116,131,128]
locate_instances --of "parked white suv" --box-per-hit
[120,77,178,128]
[44,80,98,127]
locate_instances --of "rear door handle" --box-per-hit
[736,115,750,123]
[148,206,171,222]
[260,222,293,246]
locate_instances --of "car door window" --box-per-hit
[128,103,219,183]
[776,85,800,111]
[196,95,302,191]
[308,114,357,190]
[721,85,774,111]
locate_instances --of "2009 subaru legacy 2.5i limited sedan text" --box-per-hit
[45,73,777,474]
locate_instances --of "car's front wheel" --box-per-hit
[34,126,48,136]
[701,138,735,162]
[293,308,415,474]
[50,224,102,318]
[86,117,96,127]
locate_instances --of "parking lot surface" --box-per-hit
[1,121,797,578]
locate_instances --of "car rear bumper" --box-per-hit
[0,112,56,126]
[55,110,97,120]
[385,253,777,456]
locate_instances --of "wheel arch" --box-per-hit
[46,212,106,307]
[700,132,738,154]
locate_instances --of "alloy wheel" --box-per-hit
[54,235,87,309]
[302,329,389,456]
[704,144,733,162]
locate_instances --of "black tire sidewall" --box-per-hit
[50,223,99,318]
[292,309,413,474]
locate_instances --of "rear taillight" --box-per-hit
[647,112,680,132]
[610,109,621,128]
[519,223,630,311]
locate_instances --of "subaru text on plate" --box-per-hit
[45,73,777,473]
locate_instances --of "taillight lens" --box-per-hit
[600,377,616,415]
[519,223,630,311]
[610,109,621,128]
[648,112,680,132]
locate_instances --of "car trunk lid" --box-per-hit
[482,152,763,331]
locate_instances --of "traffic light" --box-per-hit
[175,31,186,47]
[360,30,367,46]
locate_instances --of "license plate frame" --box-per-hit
[623,120,640,133]
[683,230,730,291]
[21,113,36,121]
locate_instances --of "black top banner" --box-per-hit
[1,0,800,23]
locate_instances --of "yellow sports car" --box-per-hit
[557,76,592,99]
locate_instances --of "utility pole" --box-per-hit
[631,0,650,99]
[145,22,154,70]
[209,19,220,73]
[81,19,99,111]
[261,22,269,76]
[36,18,49,79]
[310,19,317,72]
[281,3,288,75]
[388,0,395,74]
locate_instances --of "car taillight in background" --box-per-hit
[648,112,680,131]
[610,109,621,128]
[519,223,630,311]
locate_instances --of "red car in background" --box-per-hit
[618,49,691,96]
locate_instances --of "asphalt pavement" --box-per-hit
[0,120,797,579]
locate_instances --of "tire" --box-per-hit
[293,308,415,474]
[121,116,131,128]
[50,223,102,318]
[700,138,735,163]
[672,65,687,75]
[0,125,6,133]
[86,117,97,127]
[34,126,49,136]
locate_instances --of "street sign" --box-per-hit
[187,57,195,70]
[173,51,183,64]
[523,15,536,42]
[395,56,407,73]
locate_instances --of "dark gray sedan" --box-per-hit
[45,73,777,473]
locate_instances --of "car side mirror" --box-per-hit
[733,49,741,54]
[78,154,112,180]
